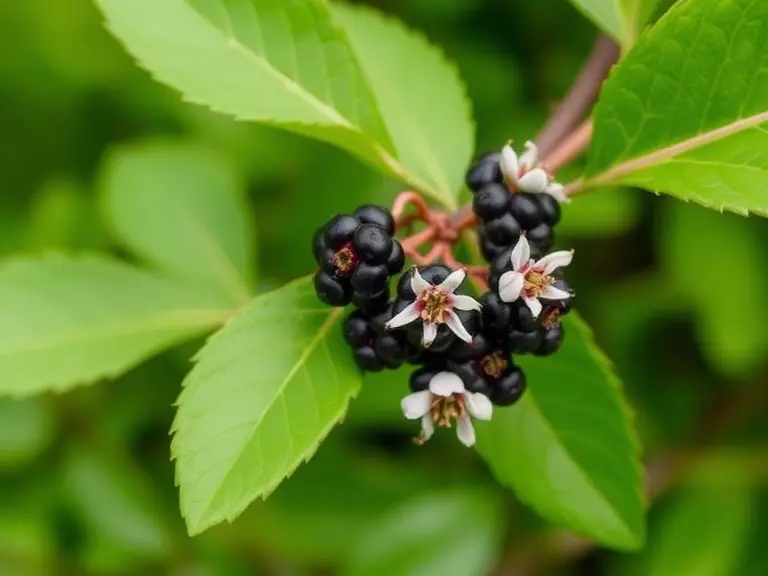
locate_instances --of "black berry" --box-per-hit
[324,215,360,248]
[536,325,564,356]
[466,152,502,192]
[484,213,522,246]
[473,183,509,221]
[351,287,390,315]
[526,223,553,252]
[354,346,385,372]
[351,263,389,294]
[353,224,393,265]
[387,241,405,275]
[314,271,351,307]
[508,193,543,229]
[354,204,396,236]
[536,194,561,226]
[491,367,526,406]
[343,311,372,348]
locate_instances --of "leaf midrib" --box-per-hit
[587,110,768,186]
[0,308,231,356]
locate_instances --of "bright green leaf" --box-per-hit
[172,276,362,535]
[585,0,768,216]
[101,140,255,307]
[0,254,231,396]
[95,0,454,205]
[659,200,768,377]
[342,489,503,576]
[476,314,645,550]
[332,3,474,204]
[569,0,659,49]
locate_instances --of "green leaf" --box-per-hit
[660,200,768,377]
[559,186,643,237]
[476,313,645,550]
[94,0,455,206]
[332,3,474,203]
[585,0,768,216]
[342,489,503,576]
[0,254,230,396]
[569,0,660,49]
[0,398,56,470]
[101,140,255,307]
[172,276,362,535]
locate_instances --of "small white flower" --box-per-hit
[499,141,569,203]
[498,235,573,318]
[401,371,493,447]
[385,267,481,348]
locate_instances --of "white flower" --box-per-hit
[401,371,493,447]
[499,141,569,203]
[385,267,481,348]
[498,235,573,318]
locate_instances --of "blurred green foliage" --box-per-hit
[0,0,765,574]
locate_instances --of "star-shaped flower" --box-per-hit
[385,267,481,348]
[499,141,568,202]
[401,371,493,446]
[498,235,573,318]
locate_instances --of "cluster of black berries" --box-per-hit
[312,205,404,314]
[466,151,561,261]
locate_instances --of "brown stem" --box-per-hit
[535,36,619,157]
[392,191,432,227]
[541,119,593,174]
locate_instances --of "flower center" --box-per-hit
[430,394,465,428]
[523,269,553,298]
[481,351,508,378]
[541,307,561,330]
[418,287,450,324]
[332,244,358,276]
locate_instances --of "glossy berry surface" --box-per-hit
[466,152,502,192]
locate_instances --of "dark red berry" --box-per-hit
[352,223,393,265]
[508,193,543,229]
[466,152,502,192]
[351,263,389,293]
[387,241,405,275]
[473,183,509,221]
[535,325,564,356]
[491,367,526,406]
[353,204,395,236]
[324,215,360,248]
[314,271,351,306]
[536,194,561,226]
[353,346,385,372]
[484,213,521,245]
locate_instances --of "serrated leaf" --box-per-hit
[95,0,454,206]
[0,254,230,396]
[342,489,503,576]
[172,276,362,535]
[585,0,768,216]
[659,200,768,377]
[569,0,660,49]
[331,3,474,204]
[101,140,255,307]
[476,314,645,550]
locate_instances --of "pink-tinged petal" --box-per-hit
[519,141,539,170]
[536,249,574,275]
[541,285,572,300]
[410,267,431,295]
[421,322,438,348]
[524,296,542,318]
[499,143,520,184]
[518,168,549,193]
[420,414,435,441]
[510,235,530,271]
[456,415,476,447]
[385,302,420,330]
[430,371,466,397]
[438,268,466,294]
[451,294,482,312]
[444,310,473,343]
[465,392,493,420]
[401,390,431,419]
[498,271,524,303]
[545,182,569,203]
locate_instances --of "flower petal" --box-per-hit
[421,321,438,348]
[545,182,570,203]
[498,271,524,303]
[451,294,482,312]
[510,235,530,271]
[410,267,431,295]
[499,143,519,183]
[519,140,539,170]
[456,415,476,447]
[524,296,542,318]
[444,310,473,343]
[465,392,493,421]
[517,168,549,193]
[385,301,420,330]
[536,249,574,275]
[541,285,572,300]
[429,371,466,396]
[401,390,431,419]
[437,268,466,294]
[421,414,435,441]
